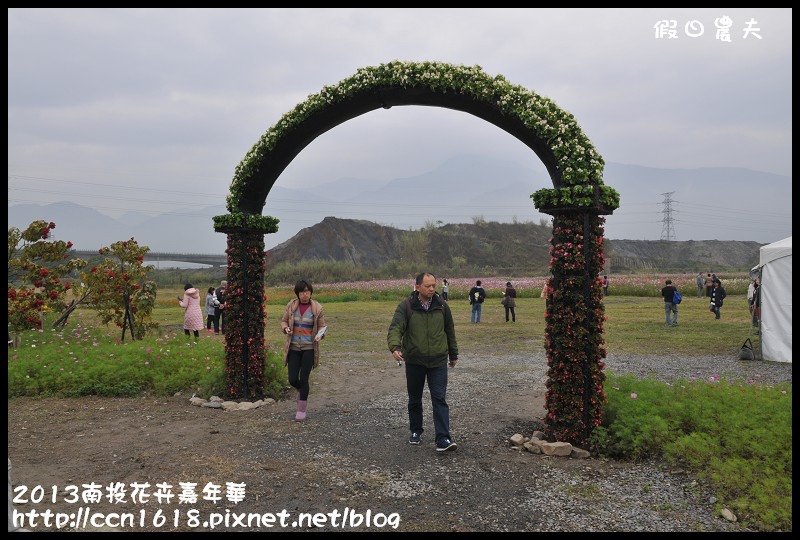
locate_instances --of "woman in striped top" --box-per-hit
[280,280,328,422]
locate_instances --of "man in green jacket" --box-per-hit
[388,272,459,452]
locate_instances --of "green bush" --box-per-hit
[593,374,792,532]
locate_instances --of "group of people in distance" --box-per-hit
[464,279,518,323]
[665,271,759,327]
[178,280,227,339]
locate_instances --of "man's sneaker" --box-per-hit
[408,432,421,445]
[436,438,457,452]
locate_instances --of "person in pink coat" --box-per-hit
[178,283,204,339]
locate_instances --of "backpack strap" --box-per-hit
[403,297,412,322]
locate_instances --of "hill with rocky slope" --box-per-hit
[266,217,762,274]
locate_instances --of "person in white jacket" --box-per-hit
[205,287,219,333]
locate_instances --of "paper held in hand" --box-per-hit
[315,326,328,339]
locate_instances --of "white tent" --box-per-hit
[755,236,792,362]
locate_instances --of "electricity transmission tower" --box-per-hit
[660,191,677,241]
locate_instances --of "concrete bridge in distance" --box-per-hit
[72,250,227,268]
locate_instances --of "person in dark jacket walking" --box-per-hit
[750,278,761,328]
[214,280,227,335]
[388,272,459,452]
[705,273,714,298]
[710,279,727,320]
[502,281,517,322]
[468,280,486,323]
[661,279,678,327]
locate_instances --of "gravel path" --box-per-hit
[227,351,791,532]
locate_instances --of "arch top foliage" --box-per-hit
[217,60,619,225]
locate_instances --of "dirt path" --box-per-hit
[8,352,744,532]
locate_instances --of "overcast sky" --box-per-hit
[8,8,792,244]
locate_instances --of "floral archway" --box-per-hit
[213,61,620,447]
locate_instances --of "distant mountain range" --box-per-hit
[8,156,791,255]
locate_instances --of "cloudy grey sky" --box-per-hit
[8,8,792,245]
